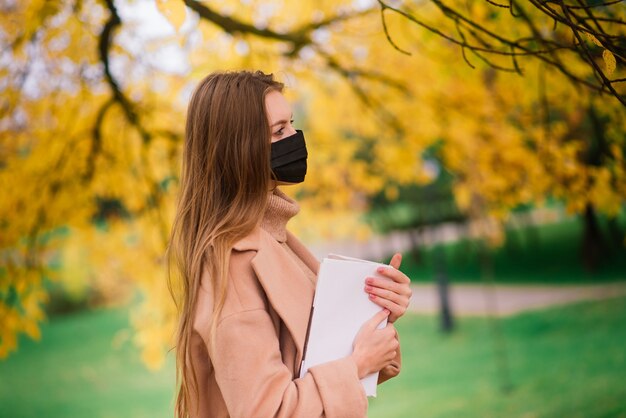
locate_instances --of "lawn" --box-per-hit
[371,297,626,418]
[0,309,175,418]
[1,297,625,418]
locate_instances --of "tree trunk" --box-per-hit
[581,203,605,272]
[435,245,454,333]
[408,228,422,264]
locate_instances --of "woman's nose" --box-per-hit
[284,124,297,137]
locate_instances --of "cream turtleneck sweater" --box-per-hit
[260,188,316,285]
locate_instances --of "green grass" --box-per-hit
[399,218,626,284]
[2,297,626,418]
[0,309,175,418]
[371,297,626,418]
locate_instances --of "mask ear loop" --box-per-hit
[269,142,279,192]
[267,125,278,192]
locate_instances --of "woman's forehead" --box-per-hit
[265,90,291,125]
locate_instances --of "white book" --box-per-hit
[299,254,390,397]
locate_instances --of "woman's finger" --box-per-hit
[389,253,402,270]
[363,308,390,331]
[368,293,409,322]
[376,265,411,284]
[368,293,407,319]
[365,283,409,306]
[365,277,413,297]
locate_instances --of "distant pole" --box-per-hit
[435,244,454,333]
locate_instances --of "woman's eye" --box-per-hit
[273,120,294,137]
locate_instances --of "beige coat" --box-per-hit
[189,226,401,418]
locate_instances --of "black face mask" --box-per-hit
[270,130,308,184]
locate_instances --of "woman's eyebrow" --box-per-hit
[271,114,293,127]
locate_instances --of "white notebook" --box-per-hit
[299,254,390,397]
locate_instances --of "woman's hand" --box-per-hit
[365,253,412,323]
[350,309,399,379]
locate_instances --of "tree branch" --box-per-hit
[376,0,625,105]
[316,49,406,136]
[558,0,626,106]
[99,0,151,143]
[85,98,115,182]
[182,0,374,56]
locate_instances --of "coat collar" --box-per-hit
[233,227,315,370]
[286,230,320,276]
[232,225,263,252]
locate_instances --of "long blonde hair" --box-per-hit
[168,71,284,418]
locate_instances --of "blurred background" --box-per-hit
[1,0,626,417]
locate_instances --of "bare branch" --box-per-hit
[565,0,624,9]
[84,98,115,182]
[558,0,626,106]
[379,6,411,55]
[97,0,174,244]
[99,0,151,143]
[182,0,374,56]
[484,0,510,8]
[375,0,625,105]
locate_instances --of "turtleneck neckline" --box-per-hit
[260,187,300,243]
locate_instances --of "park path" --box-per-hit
[303,209,626,317]
[407,282,626,317]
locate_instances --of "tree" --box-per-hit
[377,0,626,105]
[1,0,624,366]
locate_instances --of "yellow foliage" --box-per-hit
[603,49,616,76]
[156,0,188,32]
[584,32,603,47]
[1,0,625,367]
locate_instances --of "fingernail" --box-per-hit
[365,285,372,292]
[365,278,373,285]
[369,294,376,299]
[377,267,386,273]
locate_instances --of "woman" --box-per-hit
[169,70,413,418]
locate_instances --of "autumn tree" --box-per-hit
[375,0,626,267]
[1,0,624,365]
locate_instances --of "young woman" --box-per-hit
[169,70,413,418]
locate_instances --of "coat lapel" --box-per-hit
[247,229,315,370]
[286,231,320,277]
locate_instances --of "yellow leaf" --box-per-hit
[603,49,616,76]
[156,0,187,32]
[22,319,41,340]
[584,32,602,47]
